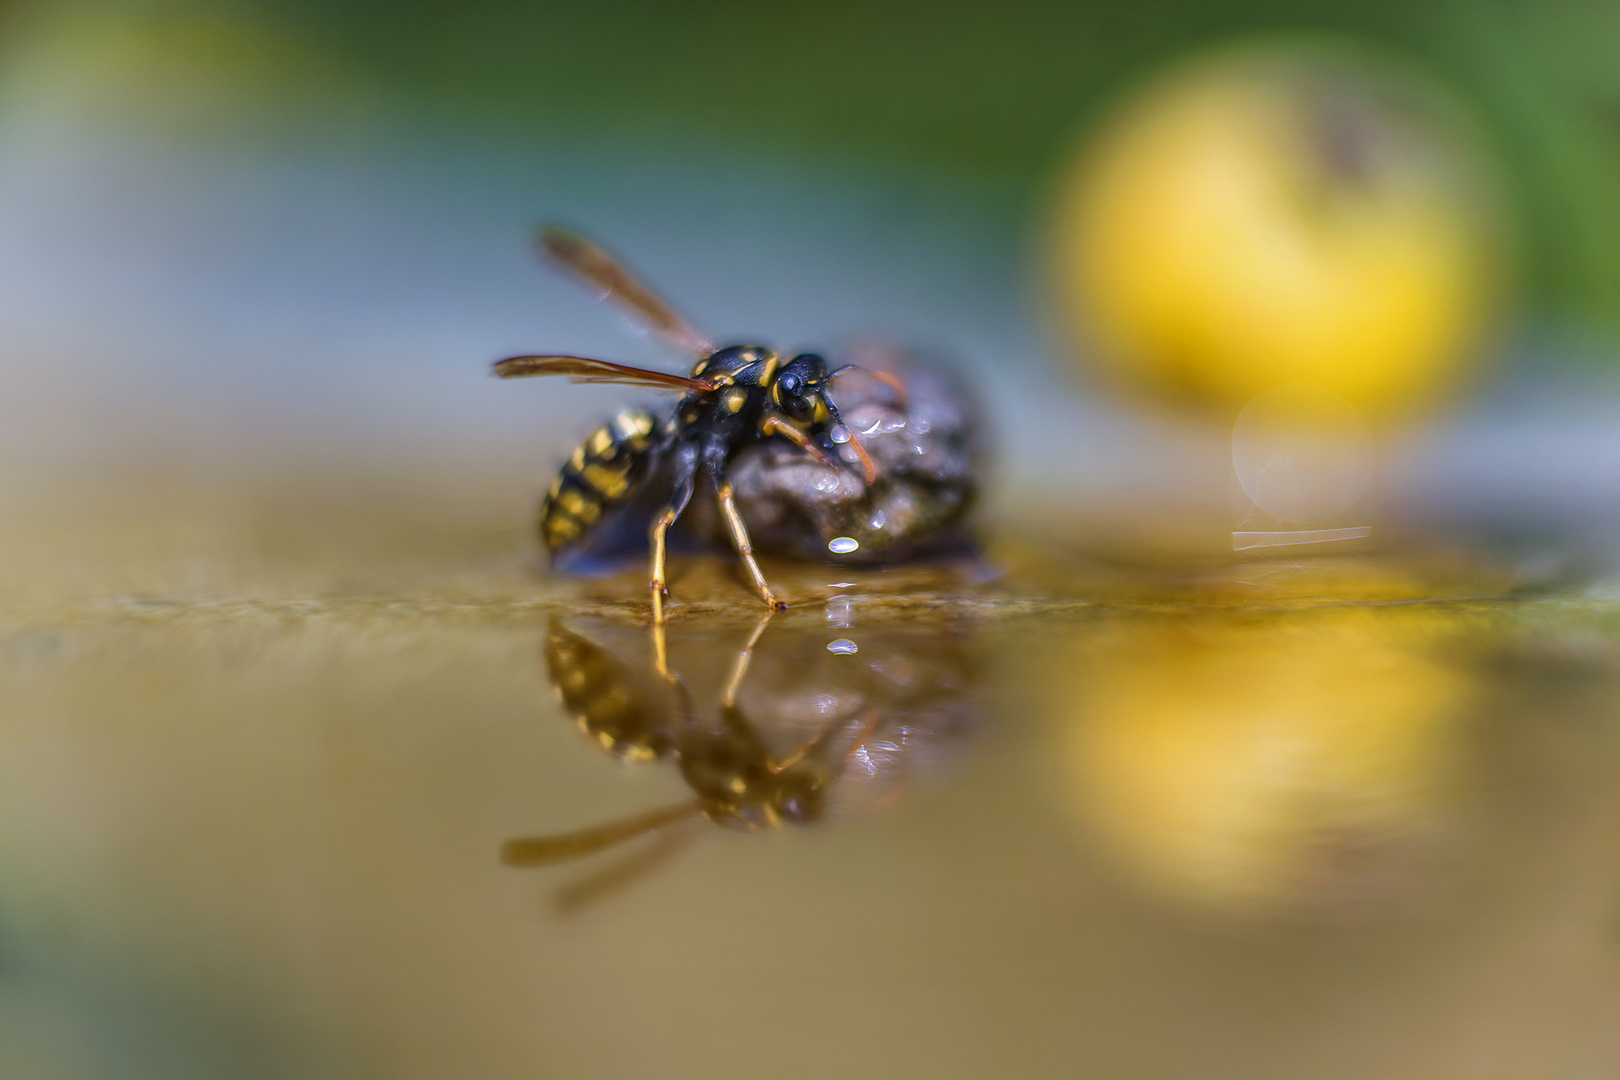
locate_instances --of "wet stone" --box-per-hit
[708,361,981,564]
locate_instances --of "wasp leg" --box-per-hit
[716,480,785,611]
[700,440,784,611]
[649,442,699,626]
[759,413,838,469]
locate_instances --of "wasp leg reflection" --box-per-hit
[649,604,773,688]
[652,614,673,682]
[508,611,981,906]
[719,608,776,708]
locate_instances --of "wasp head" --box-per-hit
[771,353,834,428]
[771,352,879,483]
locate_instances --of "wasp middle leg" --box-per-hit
[649,442,699,625]
[705,444,786,612]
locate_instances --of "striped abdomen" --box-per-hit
[544,620,674,763]
[540,408,661,555]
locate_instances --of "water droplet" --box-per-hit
[828,537,859,554]
[827,639,859,654]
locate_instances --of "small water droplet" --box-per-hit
[827,639,859,654]
[828,537,859,554]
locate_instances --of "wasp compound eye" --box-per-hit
[775,786,823,823]
[774,373,817,423]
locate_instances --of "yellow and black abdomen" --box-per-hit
[539,408,662,557]
[543,619,676,763]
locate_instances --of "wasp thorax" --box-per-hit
[693,344,771,381]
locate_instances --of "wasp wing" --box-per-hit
[540,228,716,357]
[502,799,704,866]
[494,354,716,392]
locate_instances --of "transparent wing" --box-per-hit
[502,799,706,866]
[494,354,716,392]
[540,227,716,357]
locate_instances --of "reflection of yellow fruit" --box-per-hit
[1058,609,1474,912]
[1050,46,1502,417]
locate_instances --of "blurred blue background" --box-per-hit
[1,0,1619,551]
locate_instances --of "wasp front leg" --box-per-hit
[649,442,698,625]
[759,413,839,470]
[704,444,786,612]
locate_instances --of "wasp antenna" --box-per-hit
[501,798,706,866]
[829,364,907,408]
[846,429,877,486]
[826,401,877,485]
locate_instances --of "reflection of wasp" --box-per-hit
[494,229,919,621]
[502,614,977,897]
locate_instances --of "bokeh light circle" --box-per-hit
[1232,384,1373,523]
[1048,42,1505,418]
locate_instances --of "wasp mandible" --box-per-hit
[496,229,903,621]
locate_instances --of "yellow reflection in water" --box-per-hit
[1059,609,1477,913]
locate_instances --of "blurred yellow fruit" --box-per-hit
[1050,45,1504,417]
[1056,609,1475,912]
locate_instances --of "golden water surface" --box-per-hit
[1,474,1617,1079]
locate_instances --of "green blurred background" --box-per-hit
[9,0,1620,322]
[307,0,1619,327]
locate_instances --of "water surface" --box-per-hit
[2,524,1618,1079]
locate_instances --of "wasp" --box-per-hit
[496,229,911,621]
[502,613,978,902]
